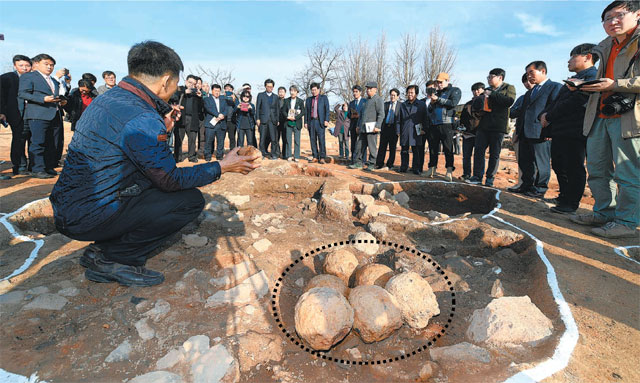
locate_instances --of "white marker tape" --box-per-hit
[0,198,48,281]
[613,245,640,266]
[373,180,579,383]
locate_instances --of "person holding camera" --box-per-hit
[348,85,366,164]
[467,68,516,187]
[538,44,598,215]
[176,74,204,163]
[426,73,461,181]
[63,79,96,131]
[233,89,257,147]
[459,82,485,181]
[18,53,67,179]
[571,1,640,238]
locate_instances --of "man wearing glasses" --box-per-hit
[571,0,640,238]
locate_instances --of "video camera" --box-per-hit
[425,88,437,96]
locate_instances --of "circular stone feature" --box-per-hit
[385,271,440,329]
[323,248,359,285]
[304,274,349,297]
[354,263,394,287]
[348,285,403,343]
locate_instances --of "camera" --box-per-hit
[425,88,437,96]
[1,120,8,128]
[601,93,635,116]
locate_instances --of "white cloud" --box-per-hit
[516,12,562,37]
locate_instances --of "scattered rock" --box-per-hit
[143,299,171,322]
[210,260,257,289]
[130,371,184,383]
[183,335,211,362]
[357,204,390,220]
[430,342,491,364]
[394,191,410,206]
[304,274,348,297]
[425,211,449,221]
[235,332,283,371]
[366,221,388,238]
[295,278,305,288]
[323,248,359,285]
[350,232,379,255]
[135,318,155,340]
[418,361,439,381]
[0,290,26,305]
[295,287,354,351]
[156,348,185,370]
[252,238,272,253]
[226,194,251,207]
[349,285,403,343]
[354,194,375,208]
[205,200,224,213]
[105,339,131,363]
[58,287,79,297]
[346,347,362,360]
[354,263,394,287]
[467,296,553,347]
[190,344,239,383]
[22,293,68,311]
[377,190,393,201]
[317,195,351,223]
[205,271,269,308]
[491,279,505,298]
[385,271,440,329]
[183,233,209,248]
[26,286,49,295]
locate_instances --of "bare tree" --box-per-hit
[188,65,235,86]
[372,32,390,100]
[337,36,372,103]
[290,42,342,98]
[392,32,420,92]
[420,26,457,85]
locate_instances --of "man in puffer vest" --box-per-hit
[50,41,260,287]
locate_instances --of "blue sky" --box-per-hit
[0,1,609,102]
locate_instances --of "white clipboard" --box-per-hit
[210,116,219,127]
[365,122,376,133]
[414,123,423,136]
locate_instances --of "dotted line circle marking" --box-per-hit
[270,239,456,365]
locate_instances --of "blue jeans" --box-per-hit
[204,127,226,160]
[308,120,326,159]
[586,117,640,227]
[473,130,504,182]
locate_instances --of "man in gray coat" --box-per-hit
[349,81,384,170]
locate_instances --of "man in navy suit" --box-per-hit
[348,85,366,164]
[203,84,230,161]
[304,82,330,163]
[375,88,400,169]
[18,53,66,179]
[256,78,280,159]
[511,61,562,198]
[0,54,32,179]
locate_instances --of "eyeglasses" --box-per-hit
[487,75,497,80]
[602,11,630,24]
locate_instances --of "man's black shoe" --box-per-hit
[396,168,407,173]
[33,171,55,179]
[85,255,165,287]
[188,158,198,163]
[524,190,545,198]
[45,169,58,176]
[542,197,561,204]
[550,205,577,214]
[412,170,421,175]
[507,185,529,194]
[374,165,383,169]
[79,244,103,268]
[0,174,11,180]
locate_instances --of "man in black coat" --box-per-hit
[173,74,203,163]
[0,55,32,178]
[375,88,400,169]
[540,44,598,213]
[256,79,280,159]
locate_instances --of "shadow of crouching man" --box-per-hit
[49,41,260,288]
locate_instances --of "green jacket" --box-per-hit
[476,82,516,133]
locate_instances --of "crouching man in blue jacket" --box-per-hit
[50,41,260,287]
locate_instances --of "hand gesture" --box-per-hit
[218,147,261,175]
[580,78,614,92]
[44,95,57,103]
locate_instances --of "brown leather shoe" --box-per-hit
[310,158,318,163]
[319,159,326,164]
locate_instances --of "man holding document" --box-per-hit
[349,81,384,170]
[203,84,229,161]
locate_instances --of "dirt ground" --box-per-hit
[0,123,638,383]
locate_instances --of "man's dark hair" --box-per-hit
[195,76,202,83]
[471,82,486,91]
[489,68,506,80]
[521,73,528,84]
[186,74,198,81]
[78,79,92,88]
[127,41,184,78]
[102,70,115,79]
[570,43,600,64]
[224,83,234,90]
[390,88,400,96]
[289,85,298,92]
[242,83,251,88]
[240,90,251,99]
[601,1,640,21]
[13,55,31,64]
[278,86,286,92]
[212,84,221,90]
[525,61,547,73]
[32,54,56,65]
[406,85,420,95]
[82,73,97,84]
[352,85,362,92]
[310,82,320,90]
[425,80,436,88]
[264,79,274,86]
